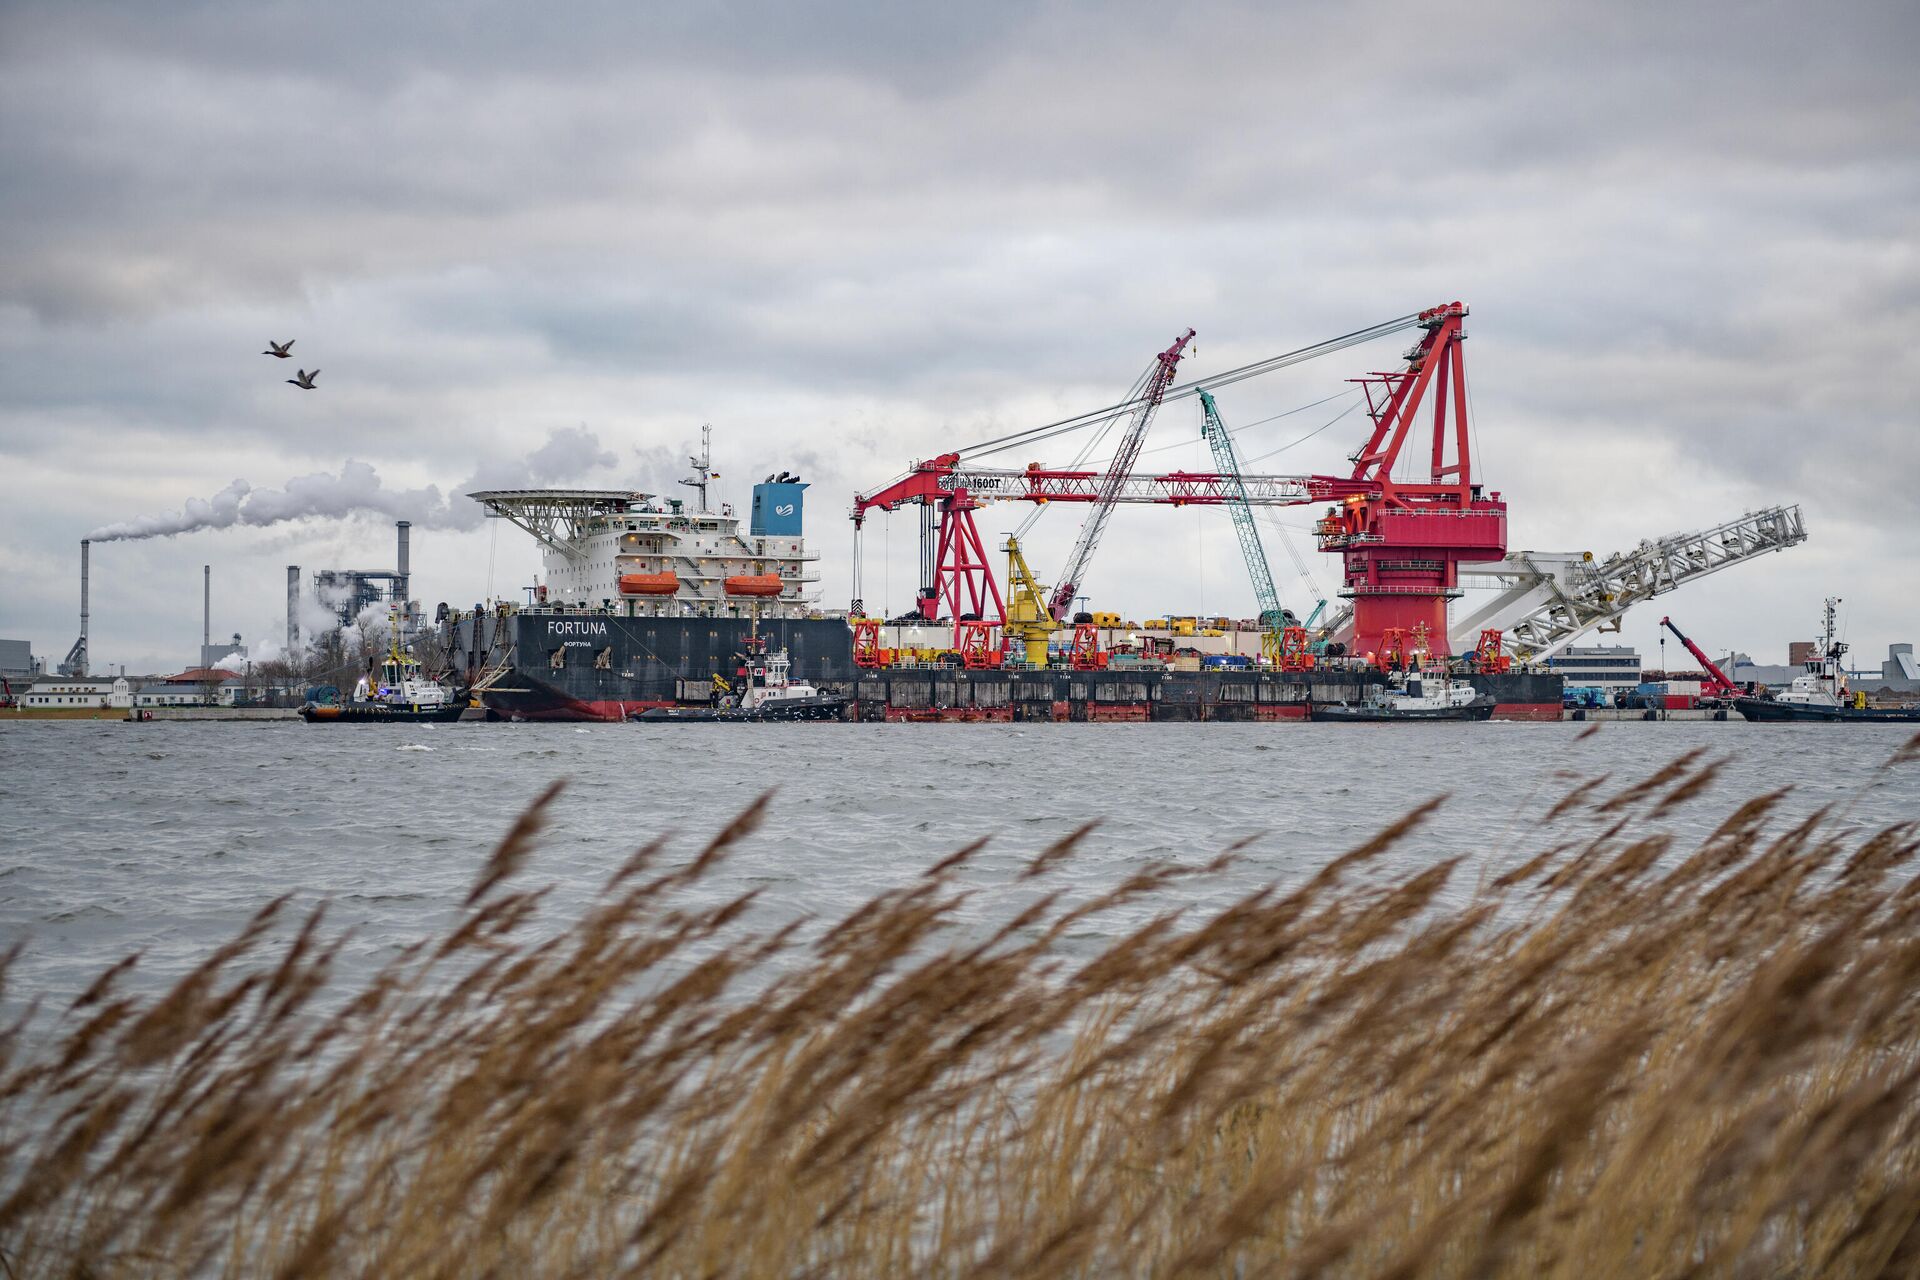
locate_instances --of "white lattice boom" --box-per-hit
[1316,505,1807,658]
[1449,505,1808,659]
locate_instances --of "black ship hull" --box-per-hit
[1734,697,1920,723]
[632,695,849,723]
[448,613,1565,723]
[1310,702,1496,723]
[301,702,466,723]
[452,614,856,721]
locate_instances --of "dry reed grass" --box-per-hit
[5,737,1920,1277]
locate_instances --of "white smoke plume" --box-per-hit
[86,427,619,542]
[336,600,393,656]
[212,638,289,674]
[297,580,351,649]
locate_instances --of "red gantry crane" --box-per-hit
[1312,303,1507,656]
[851,304,1505,656]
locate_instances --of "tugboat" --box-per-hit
[1736,598,1920,723]
[301,619,464,723]
[633,644,846,723]
[1312,668,1493,723]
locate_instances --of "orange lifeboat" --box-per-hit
[723,574,785,597]
[619,571,680,596]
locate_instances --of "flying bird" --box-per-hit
[262,339,295,358]
[286,368,320,390]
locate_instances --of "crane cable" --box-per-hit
[853,312,1420,505]
[1068,391,1367,479]
[1238,397,1366,467]
[957,312,1421,462]
[1013,366,1152,538]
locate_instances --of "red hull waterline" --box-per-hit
[1492,703,1563,722]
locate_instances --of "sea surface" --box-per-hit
[3,719,1918,1011]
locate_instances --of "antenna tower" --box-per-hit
[680,423,715,514]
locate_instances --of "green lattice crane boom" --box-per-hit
[1199,390,1298,653]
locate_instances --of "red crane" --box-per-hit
[1659,616,1740,698]
[849,457,1369,643]
[1314,302,1507,655]
[1046,328,1193,620]
[851,304,1505,656]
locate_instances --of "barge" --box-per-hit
[446,610,1559,722]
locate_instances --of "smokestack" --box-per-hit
[203,564,211,667]
[287,565,300,657]
[78,540,89,677]
[395,521,411,610]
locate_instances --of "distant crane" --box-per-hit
[1198,389,1297,660]
[1659,615,1741,699]
[1046,328,1194,620]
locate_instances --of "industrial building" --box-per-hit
[137,669,250,707]
[310,522,417,634]
[0,639,40,682]
[20,677,121,709]
[1545,645,1643,693]
[1721,653,1805,689]
[1860,643,1920,695]
[201,633,246,670]
[312,570,403,629]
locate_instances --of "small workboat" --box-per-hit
[301,626,464,723]
[633,648,845,723]
[1311,669,1493,723]
[1735,598,1920,723]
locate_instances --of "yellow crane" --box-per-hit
[1002,536,1056,665]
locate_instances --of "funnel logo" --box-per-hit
[776,503,795,516]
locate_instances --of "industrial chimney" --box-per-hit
[202,564,211,668]
[287,565,300,658]
[395,521,412,612]
[59,540,91,677]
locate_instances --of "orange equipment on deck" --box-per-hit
[1068,622,1107,670]
[957,620,1002,669]
[852,618,884,668]
[1277,626,1315,672]
[1473,628,1512,674]
[723,575,785,597]
[618,572,680,596]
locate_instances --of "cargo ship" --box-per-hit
[445,475,1560,722]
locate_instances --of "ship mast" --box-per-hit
[1819,596,1848,680]
[680,423,716,514]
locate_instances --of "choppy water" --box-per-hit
[3,720,1917,1008]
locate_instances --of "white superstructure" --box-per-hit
[470,488,822,619]
[1775,597,1850,709]
[1368,670,1482,713]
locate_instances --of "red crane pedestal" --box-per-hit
[1316,302,1507,658]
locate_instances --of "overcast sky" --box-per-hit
[3,0,1915,674]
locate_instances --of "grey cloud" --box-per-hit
[2,0,1917,672]
[522,426,616,480]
